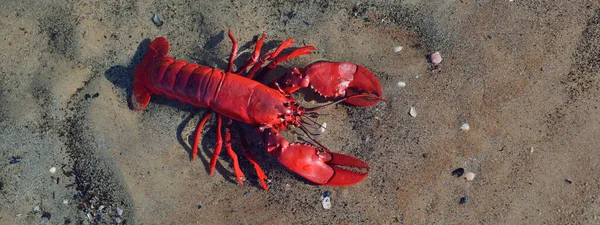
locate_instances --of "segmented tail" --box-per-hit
[132,37,170,110]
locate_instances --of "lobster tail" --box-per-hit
[132,37,170,110]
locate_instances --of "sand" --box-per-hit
[1,0,600,224]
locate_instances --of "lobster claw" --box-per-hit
[276,61,383,107]
[262,127,369,186]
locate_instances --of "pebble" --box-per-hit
[49,167,56,174]
[115,217,122,224]
[430,51,442,65]
[530,147,534,153]
[459,196,468,204]
[33,206,41,213]
[397,81,406,87]
[9,157,21,164]
[322,196,331,210]
[62,199,69,205]
[322,190,332,198]
[41,212,51,224]
[319,122,327,133]
[393,46,403,52]
[409,107,417,117]
[464,172,476,181]
[152,13,164,27]
[98,205,105,212]
[116,207,123,217]
[243,191,249,197]
[451,168,465,177]
[460,123,470,132]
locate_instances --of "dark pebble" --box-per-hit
[84,94,91,100]
[41,211,51,220]
[243,191,249,197]
[197,204,202,209]
[487,35,493,39]
[322,190,332,198]
[363,17,371,23]
[459,196,468,204]
[451,168,465,177]
[96,214,102,221]
[73,194,81,200]
[92,93,99,98]
[565,179,573,184]
[9,157,21,164]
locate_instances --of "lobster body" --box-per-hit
[131,33,383,190]
[133,37,291,127]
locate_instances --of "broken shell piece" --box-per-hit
[464,172,476,181]
[397,81,406,87]
[49,167,56,174]
[460,123,470,132]
[430,51,442,65]
[152,13,164,27]
[319,122,327,133]
[409,107,417,117]
[322,196,331,209]
[393,46,403,52]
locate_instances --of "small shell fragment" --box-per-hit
[319,122,327,133]
[409,107,417,117]
[49,167,56,174]
[529,147,534,153]
[322,196,331,209]
[63,199,69,205]
[430,51,442,65]
[460,123,470,132]
[152,13,164,27]
[464,172,476,181]
[393,46,403,52]
[397,81,406,87]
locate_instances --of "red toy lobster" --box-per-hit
[132,31,383,190]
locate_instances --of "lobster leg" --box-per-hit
[208,115,224,175]
[223,123,245,185]
[246,38,295,79]
[236,34,266,74]
[227,30,239,73]
[192,111,213,161]
[260,126,368,186]
[238,125,269,190]
[275,62,384,107]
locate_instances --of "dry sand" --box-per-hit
[1,0,600,224]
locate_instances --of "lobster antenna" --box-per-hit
[298,125,329,151]
[304,94,385,112]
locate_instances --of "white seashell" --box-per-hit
[431,51,442,64]
[49,167,56,174]
[460,123,470,131]
[397,81,406,87]
[319,122,327,133]
[464,172,476,181]
[409,107,417,117]
[393,46,403,52]
[322,196,331,209]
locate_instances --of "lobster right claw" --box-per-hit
[276,61,383,107]
[262,127,369,186]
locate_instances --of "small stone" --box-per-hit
[9,157,21,164]
[393,46,403,52]
[409,107,417,117]
[86,213,92,220]
[397,81,406,87]
[319,122,327,133]
[98,205,105,212]
[49,167,56,174]
[459,196,468,204]
[115,217,122,224]
[243,191,249,197]
[430,51,442,65]
[116,207,123,216]
[464,172,476,181]
[62,199,69,205]
[565,179,573,184]
[460,123,470,132]
[451,168,465,177]
[152,13,164,27]
[322,190,332,198]
[41,212,51,224]
[33,206,41,213]
[530,147,534,153]
[322,196,331,209]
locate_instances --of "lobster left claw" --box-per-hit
[276,61,383,107]
[262,127,369,186]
